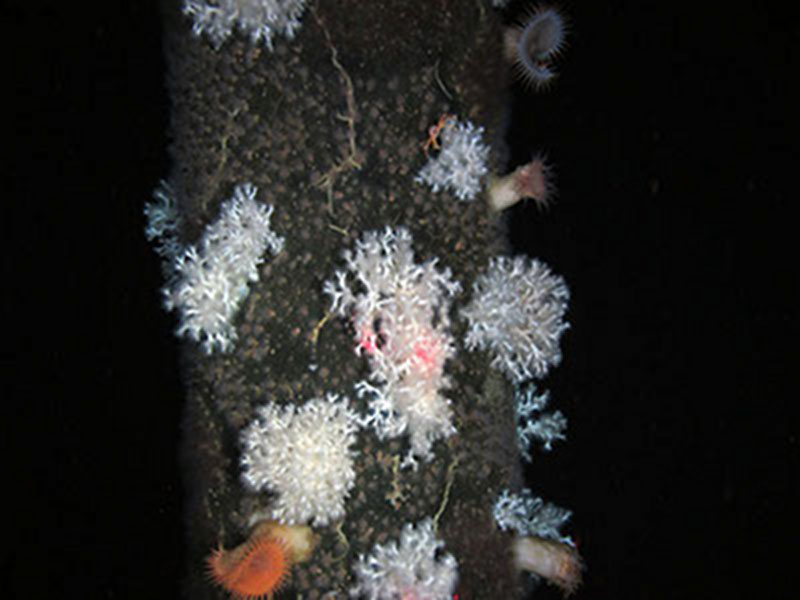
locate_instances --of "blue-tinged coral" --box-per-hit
[144,180,183,274]
[493,488,573,544]
[515,382,567,461]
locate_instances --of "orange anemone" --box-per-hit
[208,534,289,599]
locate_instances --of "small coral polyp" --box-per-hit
[324,226,461,466]
[411,333,447,377]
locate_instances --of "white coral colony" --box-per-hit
[240,394,360,527]
[182,0,309,49]
[415,117,490,202]
[350,518,459,599]
[146,182,284,354]
[461,256,570,382]
[324,227,461,467]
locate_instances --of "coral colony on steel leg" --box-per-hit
[147,1,581,597]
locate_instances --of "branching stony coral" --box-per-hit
[144,180,183,276]
[324,227,461,467]
[350,518,459,600]
[240,394,359,527]
[493,489,573,544]
[415,117,490,202]
[495,489,584,595]
[461,255,570,382]
[183,0,308,49]
[515,382,567,461]
[159,183,284,353]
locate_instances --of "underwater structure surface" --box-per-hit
[148,1,582,597]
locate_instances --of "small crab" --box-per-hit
[423,113,456,156]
